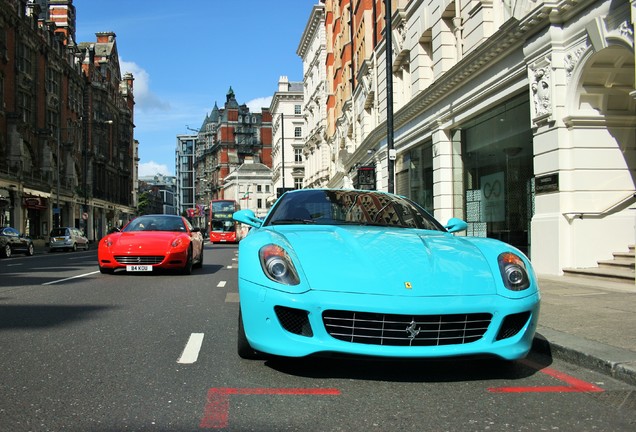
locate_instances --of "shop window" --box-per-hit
[408,142,434,212]
[459,95,534,255]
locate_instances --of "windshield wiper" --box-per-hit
[270,219,315,225]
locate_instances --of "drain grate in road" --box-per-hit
[591,390,636,412]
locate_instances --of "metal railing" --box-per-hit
[562,192,636,221]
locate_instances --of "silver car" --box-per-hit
[49,227,89,252]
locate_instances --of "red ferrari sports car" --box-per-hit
[98,214,204,275]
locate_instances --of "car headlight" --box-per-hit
[259,244,300,285]
[498,252,530,291]
[104,238,113,247]
[171,238,183,247]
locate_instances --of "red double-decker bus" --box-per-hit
[208,200,241,243]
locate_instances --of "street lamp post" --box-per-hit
[281,113,285,191]
[385,0,395,193]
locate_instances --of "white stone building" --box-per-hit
[314,0,635,276]
[223,160,273,219]
[297,3,332,189]
[270,76,305,196]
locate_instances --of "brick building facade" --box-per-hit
[194,87,272,207]
[0,0,137,243]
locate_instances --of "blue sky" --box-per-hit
[73,0,317,177]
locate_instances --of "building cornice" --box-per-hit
[355,1,595,169]
[297,4,325,58]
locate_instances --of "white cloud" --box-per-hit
[120,59,171,112]
[139,161,172,177]
[246,96,273,112]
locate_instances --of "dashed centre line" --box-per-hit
[178,333,205,364]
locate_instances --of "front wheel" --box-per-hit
[99,266,114,274]
[2,244,11,258]
[181,248,193,275]
[193,246,203,269]
[26,243,34,256]
[237,310,261,360]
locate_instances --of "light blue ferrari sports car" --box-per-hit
[233,189,540,361]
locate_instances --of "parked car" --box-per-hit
[233,189,541,361]
[49,227,89,252]
[97,214,204,275]
[0,227,34,258]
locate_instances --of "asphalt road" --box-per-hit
[0,244,634,431]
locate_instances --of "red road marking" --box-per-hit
[488,359,604,393]
[199,387,341,429]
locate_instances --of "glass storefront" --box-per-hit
[398,142,434,213]
[457,94,534,255]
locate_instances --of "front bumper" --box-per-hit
[239,279,540,360]
[98,248,189,271]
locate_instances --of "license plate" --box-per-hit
[126,265,152,272]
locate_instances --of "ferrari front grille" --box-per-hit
[114,256,164,265]
[323,311,492,346]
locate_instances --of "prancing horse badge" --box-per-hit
[404,282,412,289]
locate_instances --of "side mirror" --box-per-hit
[233,209,262,229]
[445,217,468,233]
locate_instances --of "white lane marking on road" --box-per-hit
[42,271,100,285]
[226,265,233,269]
[6,263,23,267]
[225,293,239,303]
[217,281,227,288]
[177,333,204,364]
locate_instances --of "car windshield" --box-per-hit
[265,190,445,231]
[123,216,186,232]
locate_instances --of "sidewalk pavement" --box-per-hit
[32,242,635,385]
[534,274,636,386]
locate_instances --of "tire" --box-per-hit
[72,243,77,252]
[237,310,260,360]
[2,244,11,258]
[99,266,114,274]
[193,246,203,269]
[181,247,193,275]
[26,243,34,256]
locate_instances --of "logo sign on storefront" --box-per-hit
[23,197,48,209]
[480,172,505,222]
